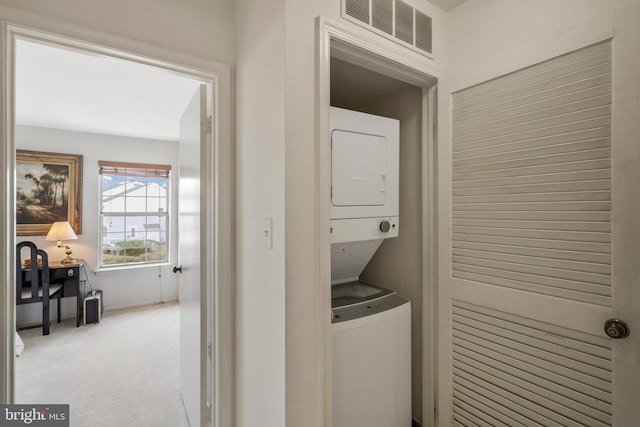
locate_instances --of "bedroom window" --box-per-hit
[99,161,170,268]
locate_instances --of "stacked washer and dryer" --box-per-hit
[330,107,412,427]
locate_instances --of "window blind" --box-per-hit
[98,161,171,178]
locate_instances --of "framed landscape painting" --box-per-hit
[16,150,83,236]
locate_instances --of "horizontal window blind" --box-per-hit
[451,41,612,306]
[98,161,170,178]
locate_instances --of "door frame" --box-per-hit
[317,17,442,426]
[0,16,234,427]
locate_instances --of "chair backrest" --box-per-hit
[16,241,50,303]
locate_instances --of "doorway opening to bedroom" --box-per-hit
[6,27,221,427]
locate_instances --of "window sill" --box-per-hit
[95,262,172,274]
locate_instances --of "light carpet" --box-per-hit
[15,301,190,427]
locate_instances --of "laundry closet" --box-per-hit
[329,55,427,426]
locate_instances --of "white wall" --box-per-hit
[0,0,235,65]
[446,0,626,92]
[234,0,286,426]
[15,126,179,327]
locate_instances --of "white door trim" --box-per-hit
[317,16,440,426]
[0,13,234,427]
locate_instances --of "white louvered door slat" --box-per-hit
[443,21,640,425]
[452,240,611,262]
[453,373,569,427]
[454,80,612,127]
[452,325,613,398]
[453,171,611,191]
[452,41,610,105]
[454,139,611,166]
[454,128,611,159]
[453,116,612,152]
[453,352,610,427]
[453,226,611,243]
[452,40,613,302]
[453,148,612,174]
[452,249,610,274]
[453,383,529,427]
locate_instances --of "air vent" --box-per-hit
[343,0,433,56]
[345,0,369,25]
[372,0,393,35]
[394,0,413,44]
[415,10,432,53]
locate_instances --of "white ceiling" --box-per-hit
[15,39,202,141]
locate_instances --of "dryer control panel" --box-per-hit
[330,217,399,244]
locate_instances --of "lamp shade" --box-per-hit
[45,221,78,242]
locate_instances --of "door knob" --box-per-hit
[173,265,182,274]
[604,319,629,339]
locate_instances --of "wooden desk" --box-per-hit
[20,260,83,327]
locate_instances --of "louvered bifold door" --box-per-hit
[449,41,614,426]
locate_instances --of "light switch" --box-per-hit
[263,217,273,250]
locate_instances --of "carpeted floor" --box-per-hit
[15,301,190,427]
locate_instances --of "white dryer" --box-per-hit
[330,107,400,245]
[330,107,400,284]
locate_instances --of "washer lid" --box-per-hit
[331,280,394,309]
[331,293,408,324]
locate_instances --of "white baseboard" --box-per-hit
[103,298,179,313]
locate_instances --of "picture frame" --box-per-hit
[16,150,83,236]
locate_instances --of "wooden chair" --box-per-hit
[16,241,63,335]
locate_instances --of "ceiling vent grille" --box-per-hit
[372,0,393,35]
[343,0,433,56]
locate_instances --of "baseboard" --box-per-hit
[16,322,49,331]
[16,299,178,330]
[103,298,178,313]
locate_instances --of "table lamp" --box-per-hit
[45,221,78,264]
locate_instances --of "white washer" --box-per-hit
[331,281,412,427]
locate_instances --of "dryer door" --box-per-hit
[331,129,388,207]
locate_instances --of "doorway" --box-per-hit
[1,23,234,427]
[318,18,440,427]
[330,57,424,422]
[14,35,198,424]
